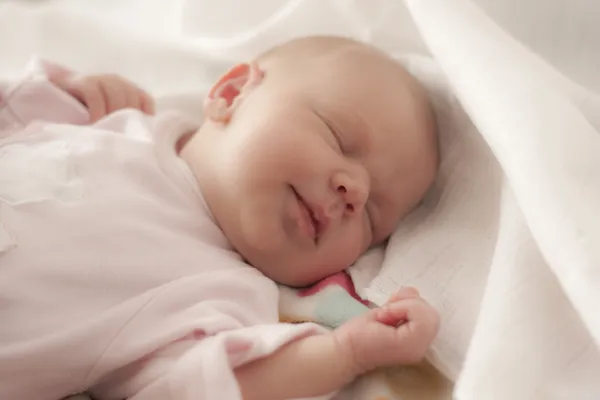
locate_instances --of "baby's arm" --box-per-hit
[236,287,439,400]
[94,288,438,400]
[236,333,355,400]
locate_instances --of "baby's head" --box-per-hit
[181,36,438,286]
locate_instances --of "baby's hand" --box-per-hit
[49,71,155,122]
[333,287,439,373]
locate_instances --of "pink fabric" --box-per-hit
[0,61,322,400]
[0,58,89,134]
[297,272,370,306]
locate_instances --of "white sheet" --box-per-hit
[365,1,600,399]
[1,0,599,399]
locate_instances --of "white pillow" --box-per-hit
[354,55,502,380]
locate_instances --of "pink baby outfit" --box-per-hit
[0,60,321,400]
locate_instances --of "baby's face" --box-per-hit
[183,43,436,286]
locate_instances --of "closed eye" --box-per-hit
[315,110,346,153]
[329,125,345,153]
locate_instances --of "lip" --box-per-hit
[292,187,318,242]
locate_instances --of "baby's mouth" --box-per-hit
[292,187,320,243]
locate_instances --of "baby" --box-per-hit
[0,36,439,400]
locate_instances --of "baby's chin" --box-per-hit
[260,261,346,288]
[270,273,328,288]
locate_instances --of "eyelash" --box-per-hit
[331,131,344,153]
[323,120,345,153]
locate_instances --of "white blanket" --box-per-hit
[1,1,599,399]
[365,2,600,399]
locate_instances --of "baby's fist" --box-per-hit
[333,287,439,373]
[49,68,155,122]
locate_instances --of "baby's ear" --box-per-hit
[204,62,264,124]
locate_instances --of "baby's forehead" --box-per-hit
[263,39,411,86]
[262,39,436,167]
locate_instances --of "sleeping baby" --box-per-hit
[0,36,440,400]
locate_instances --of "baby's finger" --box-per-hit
[73,82,106,123]
[125,85,142,111]
[375,303,409,327]
[100,79,128,113]
[139,89,156,115]
[389,300,440,340]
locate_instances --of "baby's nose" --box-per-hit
[331,170,369,215]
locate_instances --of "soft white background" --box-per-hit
[1,1,599,399]
[2,0,599,91]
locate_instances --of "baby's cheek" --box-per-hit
[326,231,365,271]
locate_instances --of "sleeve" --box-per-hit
[87,267,335,400]
[0,58,89,136]
[93,323,332,400]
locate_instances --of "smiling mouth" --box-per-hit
[292,187,320,243]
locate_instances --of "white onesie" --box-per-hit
[0,61,321,400]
